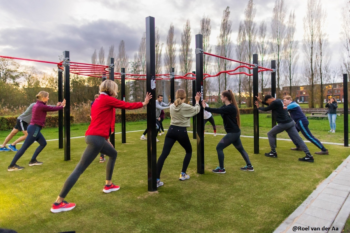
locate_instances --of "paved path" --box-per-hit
[274,155,350,233]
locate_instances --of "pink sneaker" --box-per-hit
[103,183,120,193]
[50,201,76,213]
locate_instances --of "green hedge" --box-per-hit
[0,115,74,131]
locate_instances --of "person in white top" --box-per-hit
[204,103,217,136]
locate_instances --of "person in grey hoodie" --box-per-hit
[156,90,201,188]
[140,95,170,141]
[0,101,60,152]
[325,97,338,133]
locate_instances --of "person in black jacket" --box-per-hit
[325,97,338,133]
[255,95,314,162]
[202,90,253,173]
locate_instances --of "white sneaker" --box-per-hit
[157,180,164,187]
[179,173,190,181]
[156,138,160,142]
[328,130,333,133]
[213,133,217,136]
[140,135,147,140]
[332,130,335,133]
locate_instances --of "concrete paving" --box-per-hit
[274,155,350,233]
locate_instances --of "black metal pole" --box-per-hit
[192,71,196,139]
[170,68,175,103]
[196,34,205,174]
[109,58,115,147]
[344,74,348,147]
[271,60,277,147]
[146,16,157,191]
[253,54,259,154]
[63,51,71,161]
[58,67,63,149]
[121,68,126,144]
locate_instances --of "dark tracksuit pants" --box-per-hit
[204,116,216,131]
[216,132,251,168]
[59,135,117,198]
[157,125,192,179]
[267,121,310,154]
[291,119,327,151]
[10,125,47,166]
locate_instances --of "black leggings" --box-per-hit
[157,125,192,179]
[204,116,216,131]
[10,125,47,166]
[216,132,251,168]
[59,135,117,198]
[143,120,161,135]
[159,119,164,132]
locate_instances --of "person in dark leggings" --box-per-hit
[204,103,217,136]
[156,89,201,188]
[255,95,314,162]
[158,110,165,135]
[8,91,65,171]
[202,90,253,173]
[51,80,152,213]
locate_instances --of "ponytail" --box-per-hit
[222,90,241,128]
[174,89,186,107]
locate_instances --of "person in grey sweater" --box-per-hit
[140,95,170,141]
[0,102,60,152]
[156,90,201,188]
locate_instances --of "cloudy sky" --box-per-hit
[0,0,347,76]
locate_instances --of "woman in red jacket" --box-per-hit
[51,80,152,213]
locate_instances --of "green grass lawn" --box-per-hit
[0,118,349,233]
[344,217,350,233]
[1,114,348,145]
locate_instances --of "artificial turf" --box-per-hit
[0,116,349,232]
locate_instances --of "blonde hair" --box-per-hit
[100,80,118,96]
[174,89,186,107]
[222,90,240,128]
[36,91,49,100]
[284,95,292,101]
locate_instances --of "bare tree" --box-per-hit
[283,11,299,99]
[215,44,224,96]
[236,22,247,107]
[257,21,269,96]
[91,50,97,65]
[164,24,176,102]
[138,34,147,98]
[243,0,257,106]
[116,40,129,72]
[315,3,330,108]
[271,0,286,98]
[218,7,232,91]
[200,16,211,98]
[179,20,193,101]
[341,1,350,76]
[98,47,105,66]
[155,28,163,96]
[107,45,115,65]
[303,0,321,108]
[164,24,176,72]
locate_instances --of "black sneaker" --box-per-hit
[8,164,24,171]
[212,167,226,173]
[265,151,278,158]
[29,160,43,166]
[240,165,254,171]
[299,155,314,163]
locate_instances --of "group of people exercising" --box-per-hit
[0,79,332,213]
